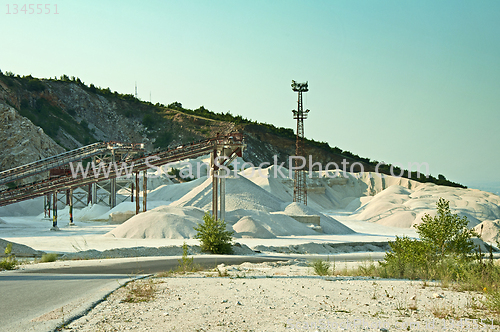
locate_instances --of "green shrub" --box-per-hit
[381,236,433,279]
[41,253,58,262]
[26,79,46,92]
[194,212,234,254]
[176,242,195,273]
[310,258,332,276]
[380,198,478,280]
[416,197,478,261]
[0,243,18,270]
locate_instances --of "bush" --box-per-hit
[416,197,477,261]
[310,258,332,276]
[381,236,433,279]
[380,198,478,279]
[194,212,234,254]
[0,243,18,270]
[380,198,478,280]
[41,253,58,262]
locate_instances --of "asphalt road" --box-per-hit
[0,252,386,332]
[0,255,290,332]
[0,273,135,332]
[22,255,289,275]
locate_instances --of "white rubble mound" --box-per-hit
[171,175,284,212]
[93,201,169,221]
[0,238,45,257]
[474,219,500,244]
[351,184,500,228]
[240,166,423,210]
[147,177,206,202]
[105,206,206,239]
[36,203,110,221]
[0,197,45,217]
[280,202,355,234]
[226,209,318,238]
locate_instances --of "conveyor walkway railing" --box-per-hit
[0,133,245,207]
[0,142,145,186]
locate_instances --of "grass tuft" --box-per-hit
[122,279,157,303]
[41,253,58,262]
[310,258,332,276]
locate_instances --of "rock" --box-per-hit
[0,102,65,183]
[432,293,444,299]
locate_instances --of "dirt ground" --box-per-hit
[66,260,497,331]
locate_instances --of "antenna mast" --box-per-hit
[291,80,310,205]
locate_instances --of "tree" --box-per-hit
[194,212,234,254]
[381,198,478,278]
[416,197,477,261]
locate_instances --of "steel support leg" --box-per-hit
[142,171,147,212]
[47,193,51,218]
[68,188,75,226]
[91,182,97,205]
[110,177,116,208]
[135,172,139,215]
[51,191,59,231]
[220,168,226,221]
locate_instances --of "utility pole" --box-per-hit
[291,80,310,205]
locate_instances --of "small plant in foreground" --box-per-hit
[216,266,229,277]
[176,242,196,273]
[483,288,500,314]
[0,243,18,270]
[122,279,157,303]
[310,258,331,276]
[194,212,234,254]
[41,253,58,263]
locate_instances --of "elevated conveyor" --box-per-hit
[0,133,245,207]
[0,142,145,186]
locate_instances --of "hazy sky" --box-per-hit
[1,1,499,187]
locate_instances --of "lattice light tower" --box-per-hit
[291,80,310,205]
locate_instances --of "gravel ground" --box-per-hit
[66,260,498,331]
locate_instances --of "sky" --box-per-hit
[1,0,499,189]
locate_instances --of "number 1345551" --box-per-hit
[6,4,59,14]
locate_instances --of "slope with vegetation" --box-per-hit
[0,70,464,188]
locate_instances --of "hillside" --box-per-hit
[0,71,464,188]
